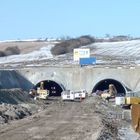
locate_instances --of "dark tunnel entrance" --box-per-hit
[92,79,126,96]
[34,80,65,96]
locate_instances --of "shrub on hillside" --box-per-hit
[51,35,95,55]
[0,51,6,57]
[109,35,132,42]
[78,35,95,46]
[4,46,20,56]
[0,46,20,57]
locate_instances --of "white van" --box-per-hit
[61,90,87,101]
[74,90,87,99]
[61,90,75,101]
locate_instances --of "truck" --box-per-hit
[74,89,87,99]
[61,89,87,101]
[61,90,75,101]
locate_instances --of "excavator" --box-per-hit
[101,84,117,101]
[29,82,49,100]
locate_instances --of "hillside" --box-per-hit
[0,37,140,68]
[0,40,59,54]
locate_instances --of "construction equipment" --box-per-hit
[108,84,117,96]
[131,104,140,134]
[125,97,140,105]
[61,90,75,101]
[36,82,49,99]
[74,89,87,99]
[121,91,140,108]
[115,96,125,105]
[101,84,117,100]
[61,89,87,101]
[35,82,49,100]
[29,89,37,98]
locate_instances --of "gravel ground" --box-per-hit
[0,92,139,140]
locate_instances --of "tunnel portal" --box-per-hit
[35,80,65,96]
[92,79,126,96]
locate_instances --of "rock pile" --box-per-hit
[0,103,31,124]
[91,96,122,140]
[0,88,32,104]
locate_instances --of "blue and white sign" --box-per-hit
[73,48,90,61]
[79,57,96,65]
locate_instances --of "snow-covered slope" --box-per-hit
[0,45,53,64]
[88,40,140,58]
[0,39,140,67]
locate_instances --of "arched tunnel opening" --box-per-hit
[92,79,126,96]
[34,80,65,96]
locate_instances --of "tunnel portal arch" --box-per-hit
[92,79,126,96]
[34,80,65,96]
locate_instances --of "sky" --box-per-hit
[0,0,140,40]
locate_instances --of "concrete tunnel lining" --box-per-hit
[34,80,65,96]
[92,79,126,96]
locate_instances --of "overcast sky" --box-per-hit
[0,0,140,40]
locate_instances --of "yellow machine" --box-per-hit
[122,92,140,109]
[37,82,49,99]
[101,84,117,99]
[101,93,111,98]
[131,104,140,134]
[108,84,117,96]
[125,97,140,105]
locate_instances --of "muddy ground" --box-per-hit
[0,92,140,140]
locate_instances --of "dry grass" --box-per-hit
[0,41,58,54]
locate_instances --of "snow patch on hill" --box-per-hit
[1,39,140,65]
[88,40,140,58]
[0,45,54,64]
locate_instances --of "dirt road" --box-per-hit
[0,97,102,140]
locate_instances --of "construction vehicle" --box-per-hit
[36,82,49,99]
[101,84,140,105]
[74,89,87,99]
[61,90,75,101]
[125,97,140,105]
[61,89,87,101]
[101,84,117,100]
[117,91,140,108]
[29,82,49,100]
[123,94,140,134]
[121,96,140,109]
[112,90,140,108]
[131,104,140,134]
